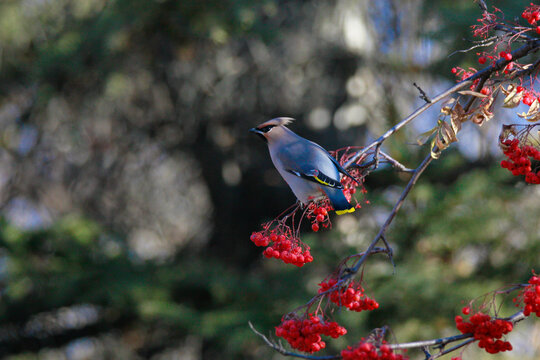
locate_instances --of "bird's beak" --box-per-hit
[249,128,267,142]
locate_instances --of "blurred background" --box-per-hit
[0,0,538,359]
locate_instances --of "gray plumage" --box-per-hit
[250,117,355,214]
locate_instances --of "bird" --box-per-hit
[250,117,356,215]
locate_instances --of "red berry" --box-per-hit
[462,306,471,315]
[451,67,458,74]
[504,53,513,61]
[316,214,325,222]
[263,248,272,257]
[311,223,319,232]
[478,56,487,64]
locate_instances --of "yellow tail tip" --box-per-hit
[335,207,356,215]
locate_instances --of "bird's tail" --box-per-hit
[324,188,355,215]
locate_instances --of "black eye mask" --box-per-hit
[258,125,275,133]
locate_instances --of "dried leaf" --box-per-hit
[441,106,452,115]
[518,98,540,122]
[440,98,456,115]
[429,119,461,159]
[502,84,523,108]
[457,90,488,98]
[416,126,437,146]
[471,112,489,125]
[529,98,540,114]
[430,137,441,159]
[472,108,493,126]
[469,96,494,126]
[450,102,466,129]
[450,113,462,134]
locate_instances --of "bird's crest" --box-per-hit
[257,117,295,128]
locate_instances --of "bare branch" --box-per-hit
[346,154,433,276]
[390,333,470,351]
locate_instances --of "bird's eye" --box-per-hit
[258,125,275,133]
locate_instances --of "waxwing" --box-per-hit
[250,117,356,215]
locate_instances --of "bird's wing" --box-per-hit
[273,137,351,190]
[310,142,359,182]
[285,169,343,189]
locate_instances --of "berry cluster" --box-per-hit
[329,147,370,207]
[455,310,513,354]
[521,5,540,26]
[519,86,538,106]
[341,341,409,360]
[275,315,347,353]
[250,228,313,267]
[341,174,367,206]
[514,272,540,317]
[306,203,331,232]
[500,139,540,184]
[319,279,379,312]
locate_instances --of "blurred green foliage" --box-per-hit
[0,0,538,359]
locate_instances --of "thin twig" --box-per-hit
[494,24,538,42]
[413,82,432,103]
[379,151,415,172]
[428,339,475,360]
[249,322,341,360]
[447,36,497,57]
[378,235,395,272]
[510,56,540,80]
